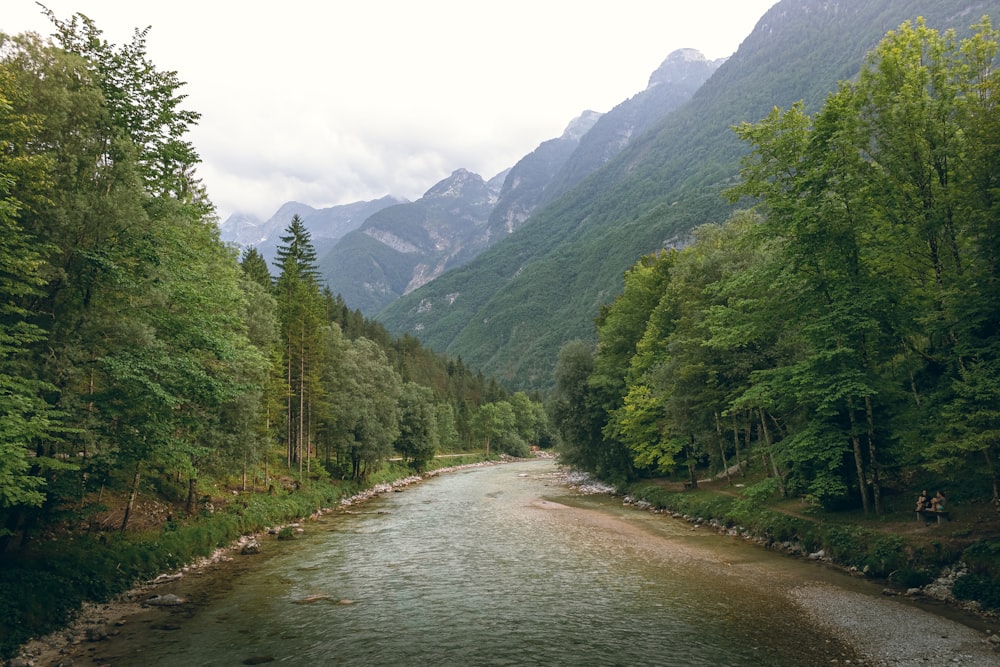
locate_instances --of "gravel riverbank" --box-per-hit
[792,583,1000,666]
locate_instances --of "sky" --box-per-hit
[4,1,777,222]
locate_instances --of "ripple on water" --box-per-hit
[71,461,865,666]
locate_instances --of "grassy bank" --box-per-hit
[0,455,487,659]
[625,480,1000,613]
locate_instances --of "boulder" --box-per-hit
[145,594,185,607]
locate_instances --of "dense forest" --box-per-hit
[5,6,1000,659]
[0,11,551,554]
[551,18,1000,514]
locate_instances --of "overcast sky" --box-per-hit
[5,1,777,222]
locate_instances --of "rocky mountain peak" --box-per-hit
[647,48,721,88]
[561,110,603,142]
[423,168,489,200]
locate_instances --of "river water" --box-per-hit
[69,460,927,665]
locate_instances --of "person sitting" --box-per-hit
[915,490,928,512]
[934,491,946,512]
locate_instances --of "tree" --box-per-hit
[395,382,439,471]
[550,340,621,480]
[240,246,273,289]
[323,336,401,480]
[0,68,57,522]
[471,401,521,457]
[274,215,325,476]
[43,9,206,206]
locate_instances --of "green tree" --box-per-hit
[550,340,619,479]
[471,401,522,457]
[435,402,461,452]
[274,215,326,476]
[43,9,206,206]
[395,382,439,471]
[324,335,401,480]
[240,246,273,289]
[0,68,57,519]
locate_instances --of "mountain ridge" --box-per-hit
[375,0,1000,390]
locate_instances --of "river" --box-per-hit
[46,460,998,666]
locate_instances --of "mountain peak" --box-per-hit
[647,48,719,89]
[424,168,487,200]
[561,110,603,142]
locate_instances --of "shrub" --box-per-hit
[953,573,1000,611]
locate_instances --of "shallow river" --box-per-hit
[64,460,968,665]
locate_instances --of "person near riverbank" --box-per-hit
[932,491,946,512]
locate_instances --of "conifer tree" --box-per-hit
[273,215,326,476]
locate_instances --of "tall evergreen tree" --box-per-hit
[273,215,325,476]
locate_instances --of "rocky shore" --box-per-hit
[603,481,1000,665]
[792,583,1000,666]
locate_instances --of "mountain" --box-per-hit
[376,0,1000,390]
[541,48,724,201]
[218,196,403,268]
[483,110,601,243]
[317,48,719,315]
[318,169,503,315]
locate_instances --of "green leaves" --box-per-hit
[560,18,1000,507]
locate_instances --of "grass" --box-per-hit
[626,468,1000,608]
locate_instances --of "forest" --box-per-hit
[0,10,551,554]
[551,18,1000,516]
[5,6,1000,659]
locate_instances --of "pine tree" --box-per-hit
[273,215,326,476]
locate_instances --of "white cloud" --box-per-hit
[4,0,777,221]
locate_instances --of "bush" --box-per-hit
[953,573,1000,611]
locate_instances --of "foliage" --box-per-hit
[0,9,543,549]
[552,17,1000,516]
[377,1,1000,390]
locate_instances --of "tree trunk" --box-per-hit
[186,476,197,515]
[298,343,305,480]
[715,412,731,484]
[846,401,870,516]
[758,409,785,496]
[121,461,141,532]
[685,437,698,489]
[731,416,745,478]
[984,446,999,504]
[286,348,293,467]
[864,395,882,515]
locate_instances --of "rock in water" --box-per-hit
[145,594,185,606]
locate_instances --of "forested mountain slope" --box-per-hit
[317,49,717,317]
[318,169,504,314]
[220,196,402,267]
[376,0,1000,389]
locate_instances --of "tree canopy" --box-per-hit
[554,18,1000,512]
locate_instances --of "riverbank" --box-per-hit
[10,457,515,667]
[13,458,1000,666]
[561,470,1000,665]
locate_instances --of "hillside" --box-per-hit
[376,0,1000,390]
[219,196,403,267]
[315,49,718,316]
